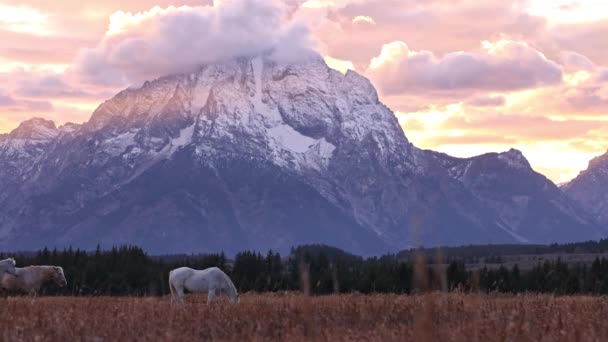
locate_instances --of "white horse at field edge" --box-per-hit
[169,267,239,304]
[0,266,67,296]
[0,258,17,276]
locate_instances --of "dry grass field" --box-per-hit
[1,293,608,341]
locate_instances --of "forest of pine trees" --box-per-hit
[3,244,608,296]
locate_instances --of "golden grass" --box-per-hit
[1,293,607,341]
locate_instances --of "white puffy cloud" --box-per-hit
[74,0,316,86]
[352,15,376,25]
[323,56,355,74]
[367,39,563,95]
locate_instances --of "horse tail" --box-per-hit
[168,271,177,303]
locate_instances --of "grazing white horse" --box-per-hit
[169,267,239,304]
[0,258,17,276]
[0,266,67,296]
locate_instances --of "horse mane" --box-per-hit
[43,267,56,278]
[221,271,238,298]
[0,258,15,265]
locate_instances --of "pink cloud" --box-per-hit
[0,0,606,173]
[466,96,506,107]
[599,69,608,82]
[0,92,53,112]
[0,93,16,106]
[15,74,113,99]
[0,69,115,102]
[321,0,547,67]
[441,114,602,141]
[74,1,315,86]
[548,19,608,66]
[367,40,562,95]
[560,51,596,71]
[0,28,99,64]
[565,85,608,111]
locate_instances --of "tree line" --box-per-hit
[397,238,608,264]
[3,244,608,296]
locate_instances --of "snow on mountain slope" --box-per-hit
[0,54,602,254]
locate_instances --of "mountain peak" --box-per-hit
[0,54,600,254]
[497,148,530,170]
[82,53,409,167]
[9,118,58,141]
[588,150,608,169]
[564,148,608,226]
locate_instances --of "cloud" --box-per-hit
[426,134,517,146]
[0,93,17,106]
[321,0,547,67]
[367,39,563,95]
[74,0,316,86]
[564,85,608,111]
[514,66,608,115]
[547,19,608,65]
[22,99,54,111]
[560,51,596,71]
[323,56,355,74]
[0,4,51,36]
[398,100,608,183]
[15,74,111,99]
[0,92,53,112]
[352,15,375,25]
[466,95,506,107]
[441,114,602,141]
[0,29,96,65]
[598,69,608,82]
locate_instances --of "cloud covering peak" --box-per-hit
[75,0,315,86]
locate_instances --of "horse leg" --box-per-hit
[176,286,185,305]
[169,281,176,305]
[215,288,222,303]
[30,290,37,304]
[207,289,216,305]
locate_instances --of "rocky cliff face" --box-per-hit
[428,149,602,243]
[563,151,608,226]
[0,55,602,254]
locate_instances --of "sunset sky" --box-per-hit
[1,0,607,183]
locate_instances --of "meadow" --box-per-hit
[2,293,608,341]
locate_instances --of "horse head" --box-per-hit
[51,266,67,287]
[2,258,17,276]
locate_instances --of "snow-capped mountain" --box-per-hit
[0,55,603,254]
[428,149,602,243]
[563,150,608,225]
